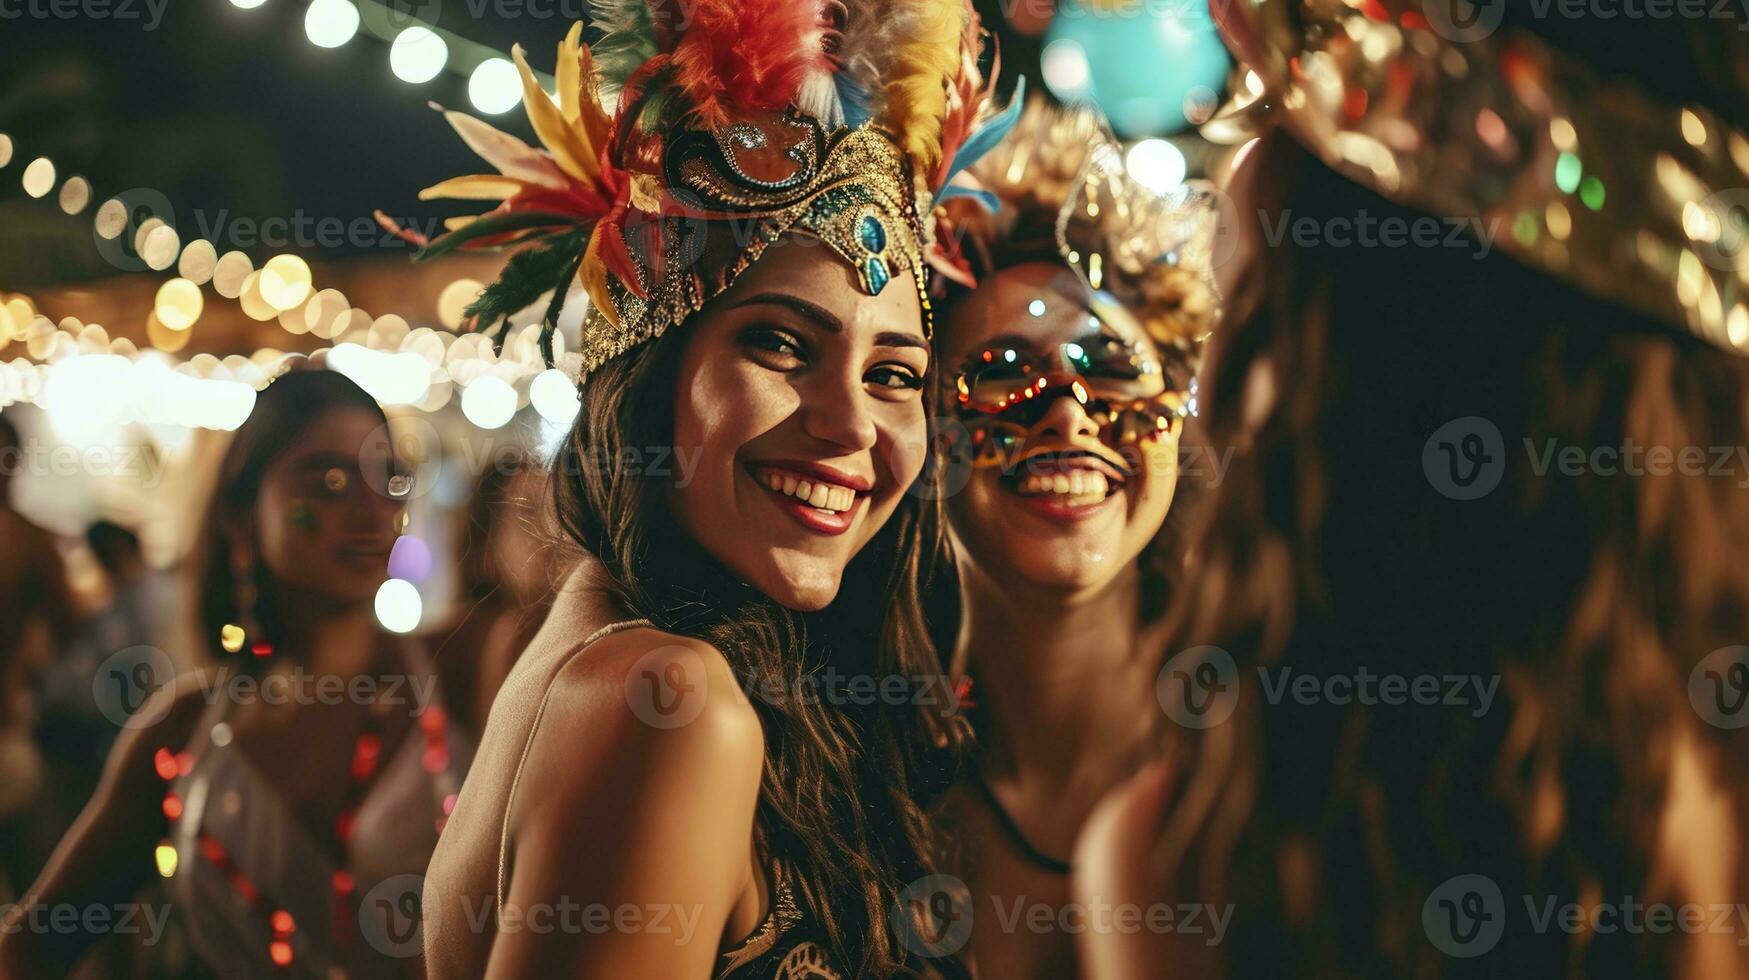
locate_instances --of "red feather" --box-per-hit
[668,0,831,129]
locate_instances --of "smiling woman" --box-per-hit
[406,2,1011,977]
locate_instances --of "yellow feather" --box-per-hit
[579,226,620,328]
[513,44,598,185]
[877,0,966,173]
[417,174,527,201]
[557,21,583,125]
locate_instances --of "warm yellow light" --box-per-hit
[147,313,193,352]
[94,199,128,240]
[58,176,91,215]
[437,278,483,330]
[213,251,254,299]
[239,273,280,322]
[259,254,313,310]
[141,225,181,272]
[220,623,246,653]
[179,239,218,285]
[22,157,55,198]
[391,27,448,83]
[155,843,179,878]
[155,278,204,331]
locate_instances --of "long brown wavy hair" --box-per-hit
[1151,103,1749,976]
[551,311,970,976]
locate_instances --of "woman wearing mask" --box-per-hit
[0,367,469,978]
[402,4,1009,976]
[1079,3,1749,978]
[919,100,1220,977]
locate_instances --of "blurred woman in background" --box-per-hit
[923,100,1220,978]
[438,453,562,736]
[0,367,470,978]
[1078,5,1749,978]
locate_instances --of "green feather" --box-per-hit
[462,233,586,349]
[590,0,660,97]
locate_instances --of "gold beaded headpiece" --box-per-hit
[1206,0,1749,351]
[937,98,1223,359]
[381,0,1013,382]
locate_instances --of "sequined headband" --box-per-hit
[577,115,933,377]
[1206,0,1749,352]
[938,98,1223,356]
[380,2,1016,383]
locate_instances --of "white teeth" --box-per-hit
[763,471,857,513]
[1016,469,1111,501]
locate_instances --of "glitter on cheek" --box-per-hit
[289,501,319,533]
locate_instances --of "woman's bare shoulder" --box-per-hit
[500,622,764,833]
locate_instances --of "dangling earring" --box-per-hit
[221,549,273,659]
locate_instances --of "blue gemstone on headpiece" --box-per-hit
[858,214,888,254]
[865,256,890,294]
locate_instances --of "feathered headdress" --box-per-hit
[935,98,1222,356]
[380,0,1016,380]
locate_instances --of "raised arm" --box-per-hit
[0,670,213,976]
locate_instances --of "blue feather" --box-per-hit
[836,73,874,128]
[938,76,1025,190]
[938,185,1000,212]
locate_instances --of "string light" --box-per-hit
[390,26,448,83]
[468,58,522,115]
[304,0,360,48]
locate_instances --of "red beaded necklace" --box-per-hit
[153,662,455,970]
